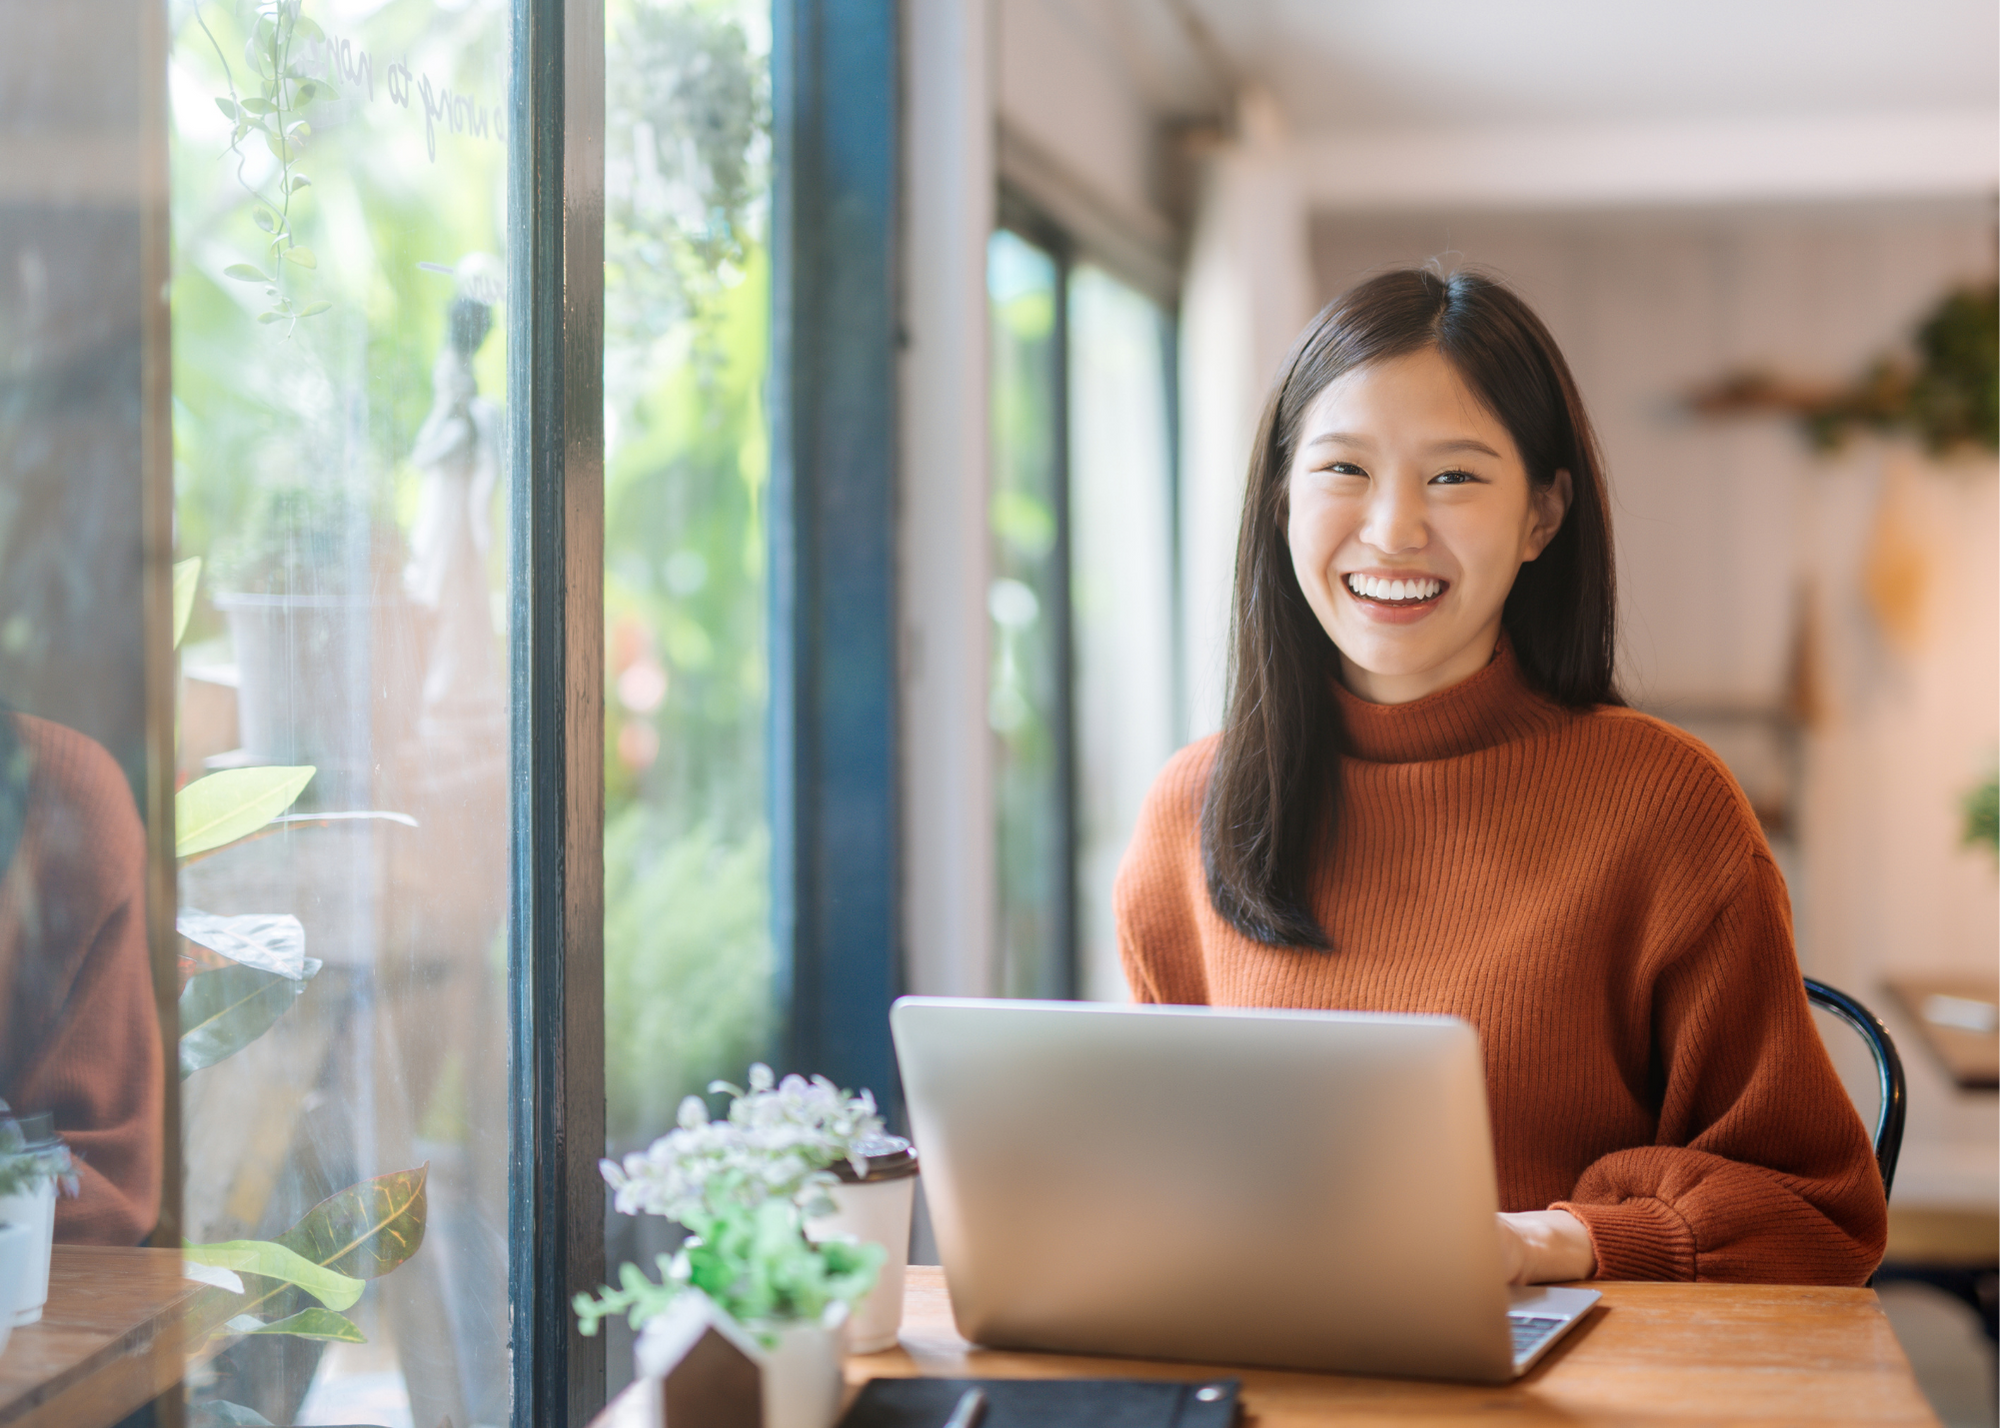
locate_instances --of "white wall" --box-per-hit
[900,0,997,997]
[1310,202,1999,1206]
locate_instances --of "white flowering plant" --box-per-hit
[577,1065,888,1339]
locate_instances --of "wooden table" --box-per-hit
[1886,975,1999,1090]
[0,1246,198,1428]
[593,1265,1937,1426]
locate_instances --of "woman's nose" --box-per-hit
[1358,480,1428,554]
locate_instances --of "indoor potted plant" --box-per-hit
[579,1066,893,1428]
[0,1108,78,1329]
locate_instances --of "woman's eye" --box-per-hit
[1430,468,1477,485]
[1321,461,1366,477]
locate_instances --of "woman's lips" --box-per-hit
[1341,571,1448,623]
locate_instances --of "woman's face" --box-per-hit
[1286,347,1571,705]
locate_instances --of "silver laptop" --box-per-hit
[891,997,1598,1383]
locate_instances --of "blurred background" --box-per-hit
[5,0,1979,1421]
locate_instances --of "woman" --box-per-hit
[1115,268,1885,1287]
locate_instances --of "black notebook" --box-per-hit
[838,1376,1242,1428]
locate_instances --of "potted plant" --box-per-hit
[0,1109,78,1329]
[579,1066,893,1428]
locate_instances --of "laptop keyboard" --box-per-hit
[1509,1314,1567,1361]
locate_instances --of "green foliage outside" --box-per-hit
[601,0,775,1151]
[172,0,775,1163]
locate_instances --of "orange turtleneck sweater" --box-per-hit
[1115,644,1886,1286]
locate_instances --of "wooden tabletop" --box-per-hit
[844,1267,1938,1425]
[0,1245,199,1428]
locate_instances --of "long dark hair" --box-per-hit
[1200,267,1621,948]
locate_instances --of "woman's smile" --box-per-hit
[1341,569,1450,623]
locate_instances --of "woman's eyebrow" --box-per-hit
[1305,432,1502,458]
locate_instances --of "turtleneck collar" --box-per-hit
[1332,637,1569,764]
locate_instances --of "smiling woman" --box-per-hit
[1114,268,1887,1293]
[1286,347,1571,705]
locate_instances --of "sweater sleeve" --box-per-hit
[1114,741,1215,1007]
[1552,853,1886,1285]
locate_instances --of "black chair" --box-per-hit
[1805,978,1907,1199]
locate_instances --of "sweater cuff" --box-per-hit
[1552,1197,1697,1281]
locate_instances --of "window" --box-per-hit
[599,0,774,1392]
[4,0,900,1417]
[987,219,1178,1004]
[168,0,519,1422]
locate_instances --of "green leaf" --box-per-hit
[186,1241,362,1311]
[228,1307,366,1342]
[175,765,315,858]
[298,301,332,317]
[172,557,201,648]
[288,174,312,191]
[277,1164,428,1281]
[215,98,240,120]
[222,264,269,283]
[178,964,312,1078]
[253,208,277,233]
[263,131,290,162]
[256,311,285,324]
[240,97,275,116]
[294,13,323,41]
[287,120,312,141]
[283,246,316,270]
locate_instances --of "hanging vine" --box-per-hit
[195,0,333,334]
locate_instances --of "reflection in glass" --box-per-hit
[599,0,774,1395]
[169,0,512,1422]
[987,229,1070,1000]
[1,0,165,1277]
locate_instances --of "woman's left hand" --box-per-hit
[1496,1209,1596,1284]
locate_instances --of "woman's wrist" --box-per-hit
[1498,1209,1597,1284]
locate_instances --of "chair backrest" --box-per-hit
[1804,978,1907,1199]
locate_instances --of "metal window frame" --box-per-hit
[992,192,1188,1001]
[771,0,904,1116]
[508,0,606,1420]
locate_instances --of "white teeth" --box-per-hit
[1346,574,1441,602]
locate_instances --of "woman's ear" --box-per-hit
[1524,468,1572,560]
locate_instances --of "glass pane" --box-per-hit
[1,0,167,1364]
[1067,266,1176,1003]
[168,0,514,1422]
[987,229,1068,999]
[600,0,774,1394]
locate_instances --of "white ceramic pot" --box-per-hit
[808,1173,917,1353]
[750,1305,848,1428]
[0,1179,54,1326]
[0,1220,36,1356]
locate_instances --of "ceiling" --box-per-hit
[1085,0,1999,135]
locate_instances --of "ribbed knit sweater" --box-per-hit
[1115,644,1886,1285]
[0,714,162,1245]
